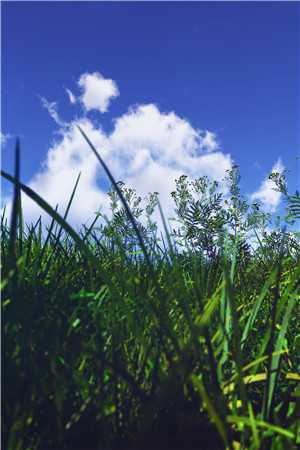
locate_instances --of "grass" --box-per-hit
[1,137,300,450]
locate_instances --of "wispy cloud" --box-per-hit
[1,132,11,146]
[251,158,284,213]
[65,88,76,104]
[40,97,66,127]
[78,72,119,113]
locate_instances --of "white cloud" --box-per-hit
[40,97,66,127]
[78,72,119,113]
[3,119,110,228]
[65,88,76,104]
[200,130,219,152]
[1,132,11,146]
[3,100,232,228]
[251,158,284,213]
[101,104,232,219]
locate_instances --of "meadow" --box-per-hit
[2,130,300,450]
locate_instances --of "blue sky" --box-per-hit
[1,2,299,226]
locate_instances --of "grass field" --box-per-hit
[2,133,300,450]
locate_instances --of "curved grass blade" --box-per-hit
[191,374,230,448]
[241,269,276,350]
[77,125,151,267]
[227,415,295,440]
[1,169,96,266]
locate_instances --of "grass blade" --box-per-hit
[77,125,151,267]
[8,139,21,269]
[241,269,276,350]
[1,169,96,265]
[262,241,284,422]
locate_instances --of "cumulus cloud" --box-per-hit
[251,158,284,213]
[65,88,76,104]
[3,106,232,227]
[78,72,119,113]
[3,79,232,228]
[3,119,110,227]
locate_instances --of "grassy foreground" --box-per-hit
[2,135,300,450]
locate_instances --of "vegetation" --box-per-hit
[2,133,300,450]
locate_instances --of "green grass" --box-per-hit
[1,137,300,450]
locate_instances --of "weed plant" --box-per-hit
[1,134,300,450]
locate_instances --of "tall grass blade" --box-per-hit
[241,270,275,350]
[41,173,81,273]
[223,236,248,417]
[191,374,230,448]
[157,199,175,260]
[262,237,284,422]
[55,172,81,242]
[263,293,297,421]
[8,139,21,269]
[77,125,151,267]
